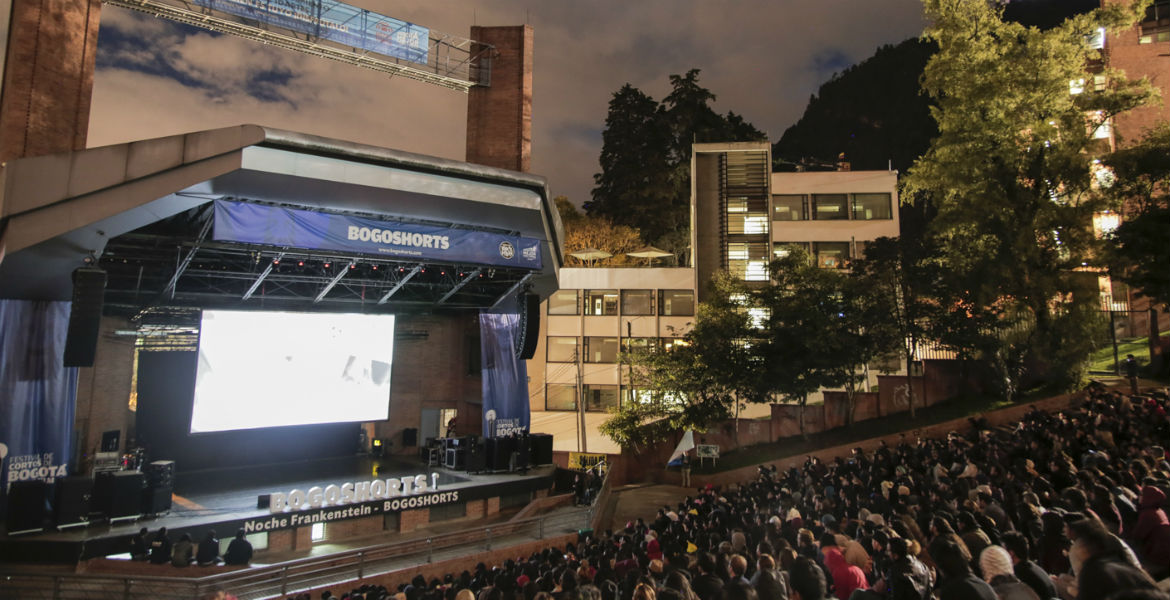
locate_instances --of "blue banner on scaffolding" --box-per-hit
[213,200,543,269]
[193,0,429,64]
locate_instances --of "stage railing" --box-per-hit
[0,511,587,600]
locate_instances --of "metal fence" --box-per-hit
[1,510,590,600]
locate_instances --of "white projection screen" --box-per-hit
[190,310,396,433]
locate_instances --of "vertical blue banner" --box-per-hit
[0,301,78,504]
[479,299,530,438]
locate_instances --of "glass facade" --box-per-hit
[546,384,577,411]
[547,290,579,315]
[852,193,892,220]
[659,290,695,316]
[584,290,619,315]
[546,336,579,363]
[773,195,807,221]
[583,384,619,411]
[812,194,849,220]
[620,290,654,315]
[584,337,620,363]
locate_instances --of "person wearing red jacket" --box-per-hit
[1129,485,1170,579]
[821,534,868,600]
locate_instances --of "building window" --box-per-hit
[548,290,579,315]
[814,242,851,268]
[661,337,689,352]
[583,384,619,411]
[584,290,618,315]
[547,337,579,363]
[659,290,695,316]
[623,337,658,352]
[621,290,654,315]
[1087,27,1105,50]
[773,195,807,221]
[852,193,892,220]
[727,242,769,281]
[773,242,810,259]
[546,384,577,411]
[310,523,326,541]
[812,194,849,220]
[584,337,619,363]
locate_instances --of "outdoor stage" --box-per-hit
[0,455,555,564]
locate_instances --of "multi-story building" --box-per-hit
[527,142,904,452]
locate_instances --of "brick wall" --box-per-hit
[73,316,137,465]
[1104,0,1170,147]
[399,508,430,533]
[465,26,533,173]
[0,0,101,162]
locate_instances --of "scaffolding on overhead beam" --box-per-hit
[102,0,492,92]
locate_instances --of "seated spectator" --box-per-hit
[1070,520,1156,600]
[197,529,221,566]
[129,527,149,561]
[787,557,829,600]
[172,532,195,567]
[978,546,1038,600]
[148,527,171,565]
[223,528,253,566]
[930,539,996,600]
[999,532,1056,600]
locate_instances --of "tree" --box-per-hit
[903,0,1156,396]
[587,71,766,261]
[1103,124,1170,310]
[850,236,939,417]
[601,273,760,448]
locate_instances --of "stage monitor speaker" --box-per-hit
[93,470,144,521]
[402,428,418,447]
[486,437,517,471]
[530,434,554,465]
[53,476,93,528]
[445,447,465,470]
[63,267,107,367]
[142,485,172,515]
[100,430,121,452]
[7,480,47,535]
[518,293,540,360]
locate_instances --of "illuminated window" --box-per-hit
[310,522,325,541]
[659,290,695,316]
[813,242,851,269]
[584,290,618,315]
[812,194,849,220]
[584,337,620,363]
[852,193,893,220]
[546,337,579,363]
[583,384,619,411]
[773,195,807,221]
[774,242,810,259]
[621,290,654,315]
[548,290,579,315]
[546,384,577,411]
[1070,78,1085,95]
[727,243,769,281]
[1087,27,1105,50]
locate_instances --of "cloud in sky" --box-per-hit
[89,1,924,207]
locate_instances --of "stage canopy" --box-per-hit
[0,125,564,322]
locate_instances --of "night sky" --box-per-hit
[88,1,925,207]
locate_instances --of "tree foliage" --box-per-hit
[587,70,766,261]
[904,0,1156,396]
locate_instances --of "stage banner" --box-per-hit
[214,200,543,270]
[0,301,78,502]
[479,295,530,438]
[192,0,429,64]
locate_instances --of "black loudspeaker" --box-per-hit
[93,471,144,521]
[257,494,271,509]
[6,480,47,535]
[402,428,418,447]
[100,430,121,452]
[465,439,486,472]
[518,294,540,360]
[63,267,107,368]
[530,434,553,465]
[486,437,516,471]
[141,486,172,515]
[145,461,174,488]
[53,476,93,528]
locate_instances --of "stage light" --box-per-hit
[420,268,426,273]
[372,439,382,448]
[371,265,378,271]
[297,260,304,267]
[323,261,331,268]
[399,267,405,272]
[273,259,280,265]
[440,270,446,276]
[349,264,356,270]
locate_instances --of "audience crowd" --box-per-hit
[223,385,1170,600]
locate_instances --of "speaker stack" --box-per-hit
[485,437,515,472]
[63,267,107,368]
[529,434,554,466]
[465,438,486,473]
[93,470,144,522]
[518,294,540,360]
[53,476,93,529]
[142,461,174,516]
[6,481,47,535]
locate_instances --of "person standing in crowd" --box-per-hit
[681,449,693,488]
[223,528,253,566]
[197,529,221,566]
[1124,354,1140,394]
[148,527,172,565]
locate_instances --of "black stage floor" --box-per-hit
[0,455,553,563]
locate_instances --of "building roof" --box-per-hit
[0,124,563,317]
